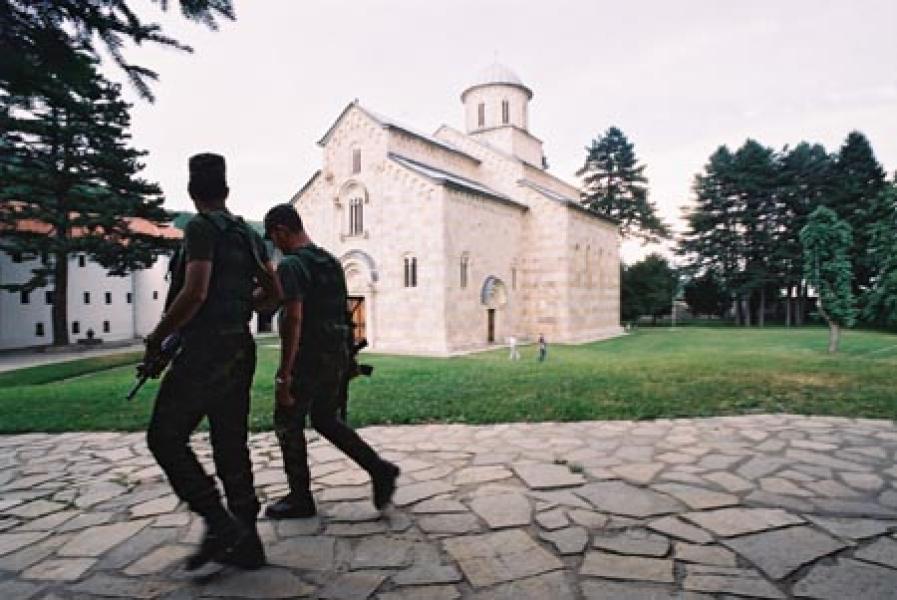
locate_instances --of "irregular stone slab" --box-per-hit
[352,536,414,569]
[804,516,897,540]
[580,552,674,583]
[683,508,804,537]
[0,581,44,600]
[854,536,897,569]
[443,529,563,587]
[722,525,847,580]
[568,509,609,529]
[786,449,871,472]
[575,481,684,518]
[319,468,370,486]
[810,498,897,518]
[380,585,460,600]
[469,493,531,529]
[525,489,591,510]
[0,532,48,557]
[393,563,463,586]
[804,479,862,498]
[793,558,897,600]
[393,481,455,507]
[760,477,814,497]
[592,529,670,557]
[276,516,322,537]
[580,579,681,600]
[321,485,370,502]
[647,516,713,544]
[412,498,469,514]
[130,495,178,518]
[152,512,190,528]
[454,466,514,485]
[5,500,66,519]
[674,542,737,567]
[268,536,335,571]
[14,509,77,532]
[0,533,71,572]
[535,508,569,530]
[652,483,739,510]
[540,526,588,555]
[21,557,95,581]
[418,513,481,535]
[122,547,186,578]
[611,463,664,484]
[74,481,128,508]
[319,571,387,599]
[683,564,785,599]
[512,464,585,490]
[325,521,388,537]
[202,567,315,598]
[57,512,114,533]
[327,501,381,522]
[58,519,148,557]
[70,573,178,598]
[99,526,178,569]
[745,490,815,513]
[471,571,576,600]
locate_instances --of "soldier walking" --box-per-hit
[144,154,281,570]
[262,204,400,519]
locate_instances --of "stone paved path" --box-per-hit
[2,415,897,599]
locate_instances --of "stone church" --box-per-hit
[291,63,621,355]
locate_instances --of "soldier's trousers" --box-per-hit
[274,349,385,495]
[147,332,260,521]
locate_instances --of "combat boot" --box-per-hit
[372,461,401,510]
[221,512,265,570]
[264,492,317,519]
[185,512,245,571]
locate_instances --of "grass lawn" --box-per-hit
[0,327,895,433]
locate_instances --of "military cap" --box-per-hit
[189,153,227,185]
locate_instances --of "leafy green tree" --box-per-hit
[830,132,887,294]
[862,179,897,327]
[1,0,234,101]
[683,271,728,318]
[800,207,856,353]
[622,254,678,324]
[578,127,669,243]
[0,55,174,345]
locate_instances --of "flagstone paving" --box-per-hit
[1,415,897,598]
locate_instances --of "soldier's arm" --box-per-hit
[277,299,303,378]
[253,260,283,312]
[148,260,212,345]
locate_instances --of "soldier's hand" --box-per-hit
[275,373,296,408]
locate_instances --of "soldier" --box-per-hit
[262,203,400,518]
[144,153,281,570]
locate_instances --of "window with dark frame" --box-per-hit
[512,267,517,290]
[460,255,469,289]
[72,321,80,335]
[105,291,112,304]
[152,291,159,300]
[20,291,30,304]
[349,197,364,236]
[35,322,45,337]
[501,100,509,124]
[352,148,361,174]
[78,255,86,268]
[477,102,485,127]
[83,291,90,304]
[45,291,53,304]
[403,256,418,288]
[126,292,132,304]
[102,320,110,333]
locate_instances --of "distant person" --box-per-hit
[144,153,281,571]
[538,333,548,362]
[263,204,400,519]
[508,335,520,360]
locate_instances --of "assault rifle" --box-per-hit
[339,336,374,421]
[126,333,181,401]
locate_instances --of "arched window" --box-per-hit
[352,147,361,174]
[501,99,509,125]
[404,255,418,288]
[349,197,364,236]
[477,102,485,128]
[460,254,469,289]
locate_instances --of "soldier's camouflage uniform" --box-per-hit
[147,211,267,524]
[274,244,386,497]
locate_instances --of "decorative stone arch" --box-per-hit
[337,179,369,206]
[481,276,508,309]
[340,249,378,347]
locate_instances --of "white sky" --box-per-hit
[113,0,897,262]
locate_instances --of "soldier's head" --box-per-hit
[188,153,229,208]
[264,203,306,251]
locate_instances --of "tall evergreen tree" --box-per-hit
[683,271,728,318]
[0,55,174,345]
[800,207,856,353]
[621,254,678,324]
[830,132,887,294]
[578,127,669,243]
[862,178,897,327]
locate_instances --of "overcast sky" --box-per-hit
[114,0,897,262]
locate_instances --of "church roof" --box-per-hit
[461,62,533,100]
[518,179,619,225]
[318,101,480,164]
[389,153,527,211]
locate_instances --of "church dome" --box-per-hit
[461,62,533,101]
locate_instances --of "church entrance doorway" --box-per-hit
[487,309,495,343]
[348,296,366,343]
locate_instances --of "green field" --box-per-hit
[1,327,896,433]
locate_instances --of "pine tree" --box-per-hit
[862,178,897,327]
[683,271,728,318]
[578,127,669,243]
[0,54,174,345]
[800,207,856,353]
[830,132,887,294]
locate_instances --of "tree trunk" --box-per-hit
[759,287,766,328]
[735,295,743,326]
[797,283,806,326]
[828,323,840,353]
[785,285,792,327]
[52,251,69,345]
[743,297,752,326]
